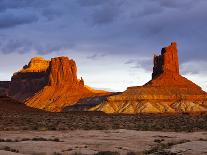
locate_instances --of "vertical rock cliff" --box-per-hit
[91,42,207,113]
[152,42,179,79]
[8,56,107,111]
[9,57,50,101]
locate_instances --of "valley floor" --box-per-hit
[0,112,207,131]
[0,130,207,155]
[0,112,207,154]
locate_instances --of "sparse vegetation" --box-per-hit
[144,139,190,155]
[154,139,165,143]
[0,137,61,142]
[0,146,19,153]
[95,151,120,155]
[0,112,207,131]
[198,138,207,141]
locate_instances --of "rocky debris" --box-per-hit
[91,42,207,113]
[8,56,108,112]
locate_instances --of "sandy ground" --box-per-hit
[0,130,206,155]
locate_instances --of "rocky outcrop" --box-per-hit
[9,56,108,112]
[9,57,50,101]
[152,42,179,78]
[91,42,207,113]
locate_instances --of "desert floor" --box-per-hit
[0,112,207,131]
[0,129,207,155]
[0,112,207,155]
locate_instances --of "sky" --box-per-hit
[0,0,207,92]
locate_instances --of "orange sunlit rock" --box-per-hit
[91,42,207,113]
[9,56,108,112]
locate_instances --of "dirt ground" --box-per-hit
[0,130,206,155]
[0,109,207,154]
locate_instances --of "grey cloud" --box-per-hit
[92,7,119,25]
[41,8,63,21]
[87,54,98,60]
[125,58,152,71]
[78,0,108,7]
[0,0,50,11]
[0,12,38,29]
[86,53,107,60]
[0,38,33,54]
[124,59,136,65]
[90,1,123,25]
[181,61,207,75]
[0,0,207,66]
[0,36,75,55]
[78,0,124,25]
[158,0,197,9]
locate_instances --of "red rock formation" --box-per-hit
[145,43,205,94]
[152,42,179,79]
[9,57,50,101]
[91,42,207,113]
[48,57,78,86]
[8,56,108,111]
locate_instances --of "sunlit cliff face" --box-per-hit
[90,43,207,114]
[0,0,207,91]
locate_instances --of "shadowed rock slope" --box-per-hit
[0,96,43,113]
[0,81,10,96]
[8,56,108,112]
[91,42,207,113]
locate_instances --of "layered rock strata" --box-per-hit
[91,42,207,113]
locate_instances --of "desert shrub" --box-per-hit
[2,146,19,153]
[95,151,120,155]
[145,139,190,154]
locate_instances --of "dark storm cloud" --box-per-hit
[91,6,119,25]
[0,0,50,11]
[0,12,38,28]
[78,0,108,7]
[158,0,197,9]
[0,0,59,29]
[0,38,33,54]
[0,0,207,71]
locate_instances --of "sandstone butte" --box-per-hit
[8,56,109,112]
[90,42,207,113]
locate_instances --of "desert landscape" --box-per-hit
[0,1,207,155]
[0,42,207,155]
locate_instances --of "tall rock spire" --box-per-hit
[91,42,207,114]
[152,42,179,79]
